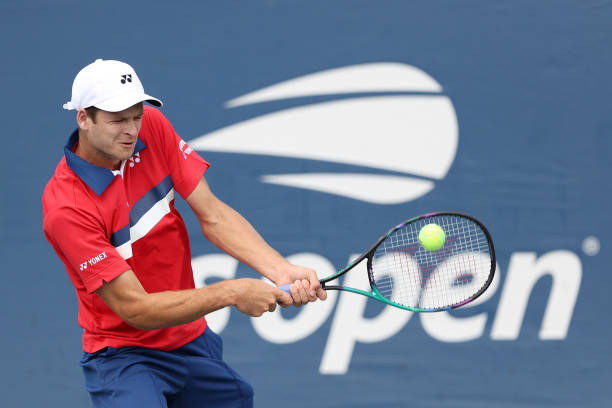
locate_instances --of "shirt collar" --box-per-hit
[64,129,147,196]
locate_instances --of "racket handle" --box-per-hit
[277,284,292,294]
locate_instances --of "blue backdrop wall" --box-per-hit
[1,1,611,407]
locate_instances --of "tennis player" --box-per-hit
[42,59,326,407]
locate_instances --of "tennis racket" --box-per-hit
[279,212,495,312]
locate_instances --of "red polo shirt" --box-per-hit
[43,106,209,352]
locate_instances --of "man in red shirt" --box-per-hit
[43,59,326,407]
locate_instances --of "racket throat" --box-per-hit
[321,282,342,291]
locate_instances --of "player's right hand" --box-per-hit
[230,278,291,317]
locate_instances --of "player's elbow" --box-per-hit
[115,299,159,330]
[121,310,155,330]
[195,203,224,231]
[95,272,164,330]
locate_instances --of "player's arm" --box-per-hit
[44,195,291,330]
[95,269,290,330]
[185,177,326,305]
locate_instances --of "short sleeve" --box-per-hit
[142,107,210,199]
[43,206,131,293]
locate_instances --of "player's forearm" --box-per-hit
[122,280,238,330]
[198,200,289,283]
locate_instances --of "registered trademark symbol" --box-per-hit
[582,236,600,256]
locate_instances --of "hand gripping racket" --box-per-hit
[279,212,495,312]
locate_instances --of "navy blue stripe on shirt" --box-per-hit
[110,225,130,247]
[109,175,174,249]
[129,175,174,227]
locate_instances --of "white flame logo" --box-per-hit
[189,63,458,204]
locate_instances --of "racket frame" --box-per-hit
[320,212,496,312]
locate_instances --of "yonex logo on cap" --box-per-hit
[121,74,133,84]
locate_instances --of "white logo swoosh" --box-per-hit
[261,173,434,204]
[225,62,442,108]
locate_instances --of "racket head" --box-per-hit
[365,212,495,312]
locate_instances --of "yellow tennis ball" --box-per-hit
[419,223,446,251]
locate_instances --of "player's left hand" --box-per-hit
[277,264,327,307]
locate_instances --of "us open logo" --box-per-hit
[189,64,582,375]
[189,63,459,204]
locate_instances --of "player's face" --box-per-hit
[77,104,144,170]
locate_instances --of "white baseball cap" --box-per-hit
[63,59,162,112]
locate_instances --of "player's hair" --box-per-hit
[85,106,100,123]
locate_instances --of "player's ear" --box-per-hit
[76,108,90,131]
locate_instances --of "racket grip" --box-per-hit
[277,284,292,294]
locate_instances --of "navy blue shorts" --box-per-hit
[80,328,253,407]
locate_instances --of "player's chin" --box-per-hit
[115,145,136,160]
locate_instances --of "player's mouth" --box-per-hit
[118,141,136,148]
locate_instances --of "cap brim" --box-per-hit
[94,92,163,112]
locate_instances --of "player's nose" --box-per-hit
[124,120,139,137]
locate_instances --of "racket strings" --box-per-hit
[371,215,492,310]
